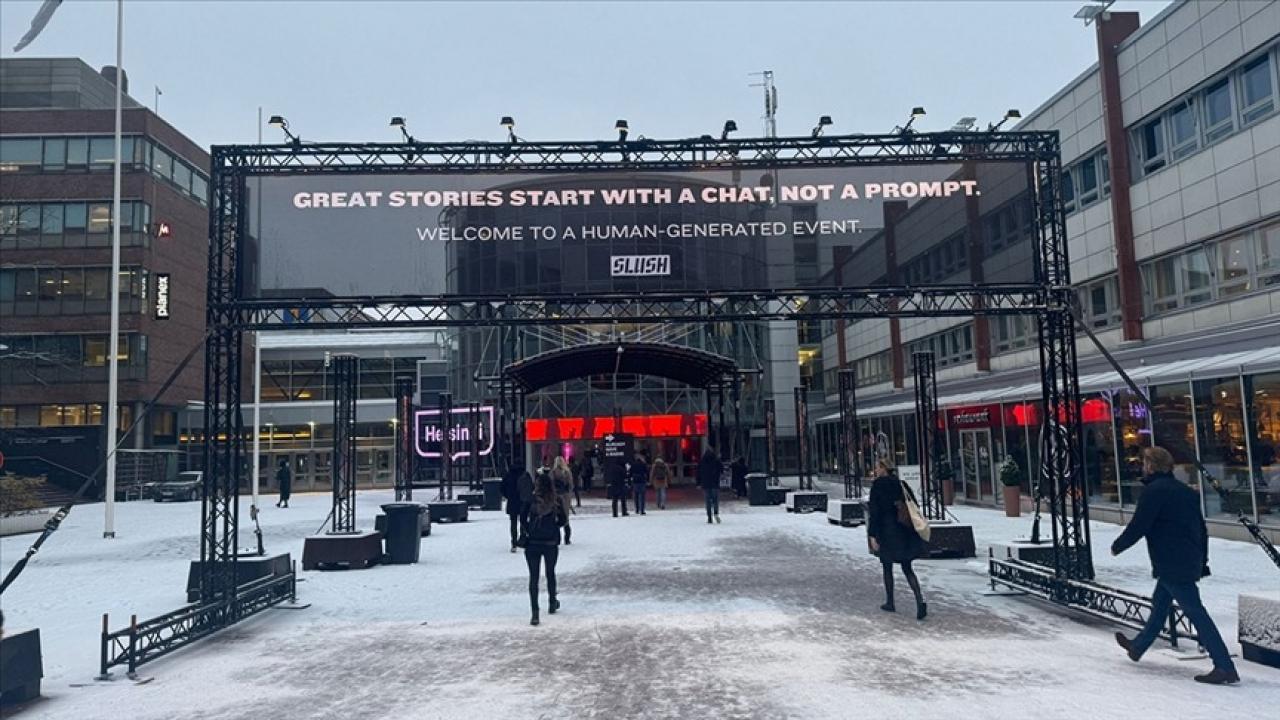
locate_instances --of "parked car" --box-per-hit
[152,471,203,502]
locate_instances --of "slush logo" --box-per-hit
[610,255,671,277]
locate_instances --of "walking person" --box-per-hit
[651,456,671,509]
[698,447,723,524]
[275,459,291,508]
[1112,447,1239,685]
[569,456,584,507]
[606,458,629,517]
[630,452,650,515]
[867,459,927,620]
[523,470,568,626]
[581,452,595,493]
[502,461,533,553]
[731,455,748,499]
[550,456,575,545]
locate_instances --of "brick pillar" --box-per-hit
[1097,11,1143,341]
[884,201,909,389]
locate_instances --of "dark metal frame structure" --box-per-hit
[180,130,1098,663]
[330,354,358,533]
[394,376,415,501]
[912,352,944,521]
[793,387,813,491]
[838,368,861,499]
[437,392,453,500]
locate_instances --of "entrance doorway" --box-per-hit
[958,429,995,504]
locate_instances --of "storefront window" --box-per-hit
[1113,390,1153,506]
[1080,394,1118,504]
[1002,403,1032,495]
[1150,382,1199,495]
[1192,377,1253,518]
[1244,372,1279,521]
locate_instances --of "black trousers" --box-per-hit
[524,544,559,610]
[612,495,629,516]
[508,514,519,547]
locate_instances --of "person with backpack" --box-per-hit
[867,459,927,620]
[630,452,650,515]
[651,456,671,509]
[502,461,533,553]
[697,447,723,524]
[275,459,292,508]
[522,470,568,626]
[550,456,575,545]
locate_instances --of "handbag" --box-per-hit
[897,479,931,542]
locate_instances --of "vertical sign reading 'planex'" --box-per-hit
[415,406,495,460]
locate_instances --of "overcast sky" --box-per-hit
[1,1,1174,149]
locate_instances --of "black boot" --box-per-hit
[549,597,560,614]
[1115,632,1140,662]
[530,608,540,626]
[916,601,927,620]
[880,601,895,612]
[1193,668,1240,685]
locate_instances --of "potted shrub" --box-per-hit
[936,458,955,506]
[999,456,1024,517]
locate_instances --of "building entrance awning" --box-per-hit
[503,342,737,392]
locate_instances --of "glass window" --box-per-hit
[1078,157,1099,205]
[88,203,112,233]
[151,145,173,179]
[1203,78,1234,143]
[1144,255,1180,312]
[1216,234,1252,296]
[1240,54,1275,124]
[1182,248,1212,305]
[38,268,59,303]
[41,204,63,236]
[1114,391,1153,507]
[1193,377,1253,518]
[1082,395,1118,504]
[84,268,110,302]
[88,137,116,169]
[39,405,64,427]
[1256,222,1280,286]
[1244,372,1280,520]
[15,204,40,235]
[1139,118,1165,174]
[42,138,66,170]
[173,162,193,194]
[0,138,41,171]
[63,202,87,232]
[84,336,108,367]
[1168,99,1198,160]
[66,137,88,168]
[1061,169,1076,212]
[1151,382,1200,492]
[62,268,84,303]
[192,174,208,205]
[0,205,16,236]
[13,268,37,303]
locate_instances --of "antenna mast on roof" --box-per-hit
[749,70,778,138]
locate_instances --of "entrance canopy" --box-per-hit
[503,342,736,392]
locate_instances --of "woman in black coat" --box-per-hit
[524,471,568,626]
[502,461,533,553]
[866,459,927,619]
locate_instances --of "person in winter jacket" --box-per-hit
[697,447,723,523]
[867,460,927,619]
[523,470,568,626]
[630,453,650,515]
[731,456,748,498]
[1112,446,1238,685]
[275,459,292,508]
[502,461,534,553]
[605,458,629,517]
[550,456,575,545]
[651,457,672,509]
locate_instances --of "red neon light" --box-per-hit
[1081,398,1111,424]
[621,415,648,436]
[648,414,683,437]
[526,419,549,442]
[556,417,585,439]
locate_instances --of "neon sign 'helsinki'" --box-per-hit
[415,406,495,460]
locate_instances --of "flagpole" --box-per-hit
[104,0,124,538]
[251,107,263,514]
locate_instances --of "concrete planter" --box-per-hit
[1002,485,1022,517]
[0,510,55,537]
[1239,591,1280,668]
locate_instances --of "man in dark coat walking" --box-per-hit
[1112,446,1239,685]
[275,459,292,508]
[730,456,748,498]
[697,447,723,524]
[502,461,534,552]
[605,458,629,517]
[630,453,650,515]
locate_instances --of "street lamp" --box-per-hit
[988,109,1023,132]
[720,120,738,141]
[389,116,414,143]
[615,119,629,142]
[500,115,520,142]
[267,115,300,145]
[811,115,833,138]
[898,107,926,135]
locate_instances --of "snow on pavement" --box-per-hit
[1,489,1275,719]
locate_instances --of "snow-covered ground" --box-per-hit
[2,488,1275,719]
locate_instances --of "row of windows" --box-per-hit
[1062,147,1111,215]
[898,196,1033,286]
[0,266,148,316]
[0,333,147,385]
[1133,46,1277,180]
[853,351,891,388]
[905,324,975,370]
[0,200,153,249]
[261,357,443,402]
[0,404,135,430]
[0,134,209,205]
[1141,220,1280,315]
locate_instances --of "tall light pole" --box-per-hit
[103,0,124,539]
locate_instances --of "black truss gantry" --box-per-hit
[912,352,944,521]
[394,376,415,502]
[838,369,862,499]
[330,354,358,534]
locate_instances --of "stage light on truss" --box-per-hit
[267,115,300,145]
[616,119,629,142]
[389,116,414,143]
[721,120,738,141]
[987,108,1023,132]
[500,116,519,142]
[950,116,977,132]
[899,107,926,134]
[811,115,833,138]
